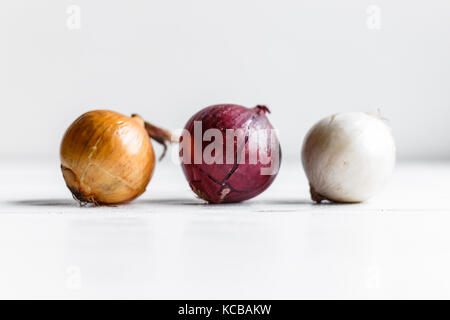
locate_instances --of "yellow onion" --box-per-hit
[60,110,173,205]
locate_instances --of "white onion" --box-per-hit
[301,112,396,203]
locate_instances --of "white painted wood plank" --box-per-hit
[0,160,449,299]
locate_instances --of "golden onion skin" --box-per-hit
[60,110,155,205]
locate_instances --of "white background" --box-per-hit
[1,1,450,300]
[1,0,450,161]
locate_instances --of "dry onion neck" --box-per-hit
[131,114,177,160]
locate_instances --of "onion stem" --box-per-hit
[131,114,177,160]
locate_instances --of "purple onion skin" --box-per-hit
[180,104,281,204]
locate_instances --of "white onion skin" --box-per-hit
[301,112,396,203]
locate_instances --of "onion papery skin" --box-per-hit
[301,112,396,203]
[60,110,155,205]
[180,104,281,204]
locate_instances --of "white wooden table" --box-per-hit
[0,159,449,299]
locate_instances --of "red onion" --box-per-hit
[180,104,281,203]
